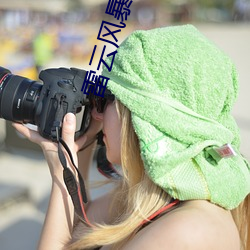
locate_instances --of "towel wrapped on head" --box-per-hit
[102,24,250,209]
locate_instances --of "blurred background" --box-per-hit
[0,0,249,249]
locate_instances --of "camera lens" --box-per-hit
[0,67,42,124]
[0,67,10,80]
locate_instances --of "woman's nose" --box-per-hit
[91,107,103,121]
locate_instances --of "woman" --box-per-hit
[14,24,250,249]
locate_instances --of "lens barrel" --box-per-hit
[0,67,11,80]
[0,67,42,123]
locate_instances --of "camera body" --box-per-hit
[0,67,91,141]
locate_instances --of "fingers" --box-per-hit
[12,123,43,144]
[12,122,58,152]
[75,135,87,152]
[62,113,76,150]
[12,114,78,155]
[85,109,103,138]
[75,117,102,151]
[13,112,100,153]
[87,117,103,136]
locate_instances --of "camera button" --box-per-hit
[57,79,73,90]
[26,89,37,102]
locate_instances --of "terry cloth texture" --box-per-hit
[102,24,250,209]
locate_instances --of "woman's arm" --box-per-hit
[13,113,102,249]
[38,152,74,249]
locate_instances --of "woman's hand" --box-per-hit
[75,113,103,152]
[12,113,79,178]
[12,112,102,153]
[12,112,102,249]
[12,112,102,178]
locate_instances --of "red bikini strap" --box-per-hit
[140,199,180,227]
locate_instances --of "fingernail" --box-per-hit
[65,113,75,124]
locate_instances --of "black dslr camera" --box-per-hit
[0,66,91,141]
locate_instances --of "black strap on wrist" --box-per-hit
[50,96,92,226]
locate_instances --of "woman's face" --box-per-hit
[92,101,122,165]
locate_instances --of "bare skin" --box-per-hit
[121,200,240,250]
[13,104,241,250]
[72,196,240,250]
[13,111,102,249]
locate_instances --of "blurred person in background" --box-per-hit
[33,28,54,77]
[233,0,250,20]
[14,24,250,250]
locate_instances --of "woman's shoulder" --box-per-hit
[123,200,240,250]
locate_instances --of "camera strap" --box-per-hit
[57,135,93,227]
[47,93,92,225]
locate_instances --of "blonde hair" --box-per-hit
[70,101,250,250]
[69,101,171,249]
[231,194,250,250]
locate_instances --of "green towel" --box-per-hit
[102,24,250,209]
